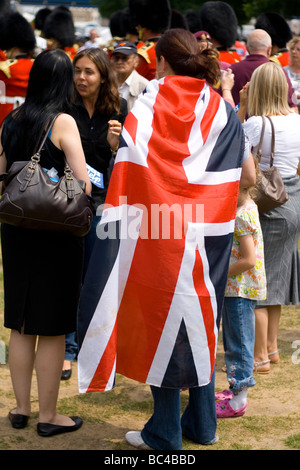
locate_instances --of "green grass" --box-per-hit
[0,257,299,450]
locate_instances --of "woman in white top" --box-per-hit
[240,62,300,373]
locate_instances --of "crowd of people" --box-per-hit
[0,0,299,450]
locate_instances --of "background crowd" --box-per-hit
[0,0,299,450]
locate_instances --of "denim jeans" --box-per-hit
[64,331,78,362]
[141,370,217,450]
[222,297,256,392]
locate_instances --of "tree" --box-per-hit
[95,0,299,25]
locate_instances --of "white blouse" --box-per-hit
[243,113,300,177]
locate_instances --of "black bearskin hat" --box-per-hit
[43,6,75,48]
[170,10,188,30]
[110,10,128,38]
[0,0,11,16]
[0,12,36,52]
[198,1,238,49]
[109,8,137,38]
[128,0,171,34]
[34,8,51,31]
[184,10,201,33]
[255,12,292,48]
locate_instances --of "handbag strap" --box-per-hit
[20,114,63,192]
[30,114,76,200]
[254,116,266,161]
[32,114,61,162]
[265,116,275,167]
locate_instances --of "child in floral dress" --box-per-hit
[216,187,266,418]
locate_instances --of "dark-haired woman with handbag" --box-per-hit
[239,62,300,373]
[60,47,127,380]
[0,48,91,436]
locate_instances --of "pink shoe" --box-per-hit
[215,389,233,401]
[216,398,247,418]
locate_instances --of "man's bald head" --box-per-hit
[246,29,272,56]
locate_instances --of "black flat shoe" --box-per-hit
[8,411,29,429]
[61,369,72,380]
[37,416,83,437]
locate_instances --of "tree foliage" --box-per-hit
[95,0,299,25]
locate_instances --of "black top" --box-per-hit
[71,96,128,210]
[1,112,66,175]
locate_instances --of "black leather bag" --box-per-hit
[0,116,93,237]
[253,116,289,214]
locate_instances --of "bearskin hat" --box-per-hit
[34,8,51,31]
[0,0,11,16]
[184,10,201,33]
[128,0,171,34]
[170,10,188,30]
[198,1,238,49]
[0,12,36,52]
[255,12,292,48]
[110,8,137,38]
[42,6,75,48]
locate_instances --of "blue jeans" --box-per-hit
[141,370,217,450]
[222,297,256,392]
[64,331,78,362]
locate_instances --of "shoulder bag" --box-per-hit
[0,115,93,237]
[252,116,289,214]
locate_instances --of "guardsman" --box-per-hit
[255,12,292,67]
[0,12,35,127]
[198,1,241,65]
[42,6,77,60]
[128,0,171,80]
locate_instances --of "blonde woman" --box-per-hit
[241,62,300,373]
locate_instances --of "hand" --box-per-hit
[239,82,249,107]
[107,120,122,151]
[221,68,234,92]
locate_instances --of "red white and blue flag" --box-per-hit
[77,76,245,393]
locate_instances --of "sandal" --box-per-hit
[268,350,280,364]
[216,398,247,418]
[253,359,270,374]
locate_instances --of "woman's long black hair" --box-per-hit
[3,48,74,157]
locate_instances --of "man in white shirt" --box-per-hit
[111,41,149,112]
[84,29,99,49]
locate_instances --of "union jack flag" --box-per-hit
[77,76,244,393]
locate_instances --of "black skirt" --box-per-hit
[1,223,84,335]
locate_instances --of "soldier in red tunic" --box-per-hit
[198,1,241,66]
[255,12,293,68]
[128,0,171,81]
[42,6,77,61]
[0,13,35,127]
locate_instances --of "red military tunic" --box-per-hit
[270,50,290,67]
[0,53,34,127]
[218,49,241,65]
[137,40,158,80]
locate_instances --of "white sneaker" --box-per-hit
[125,431,153,450]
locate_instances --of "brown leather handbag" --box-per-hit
[0,116,93,237]
[252,116,289,214]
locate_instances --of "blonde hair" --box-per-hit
[247,62,290,117]
[287,36,300,51]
